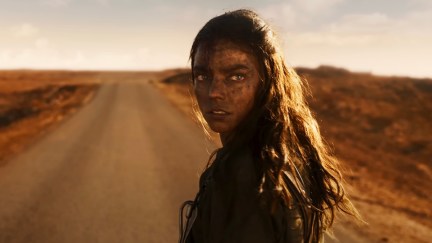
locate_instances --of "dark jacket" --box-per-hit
[180,147,314,243]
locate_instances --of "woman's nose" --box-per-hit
[208,77,226,99]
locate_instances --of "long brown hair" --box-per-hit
[190,9,361,241]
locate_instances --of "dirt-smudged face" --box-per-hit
[193,40,261,142]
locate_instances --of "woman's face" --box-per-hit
[193,40,261,139]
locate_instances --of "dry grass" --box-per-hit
[1,68,430,242]
[0,70,100,164]
[153,66,432,243]
[0,69,182,164]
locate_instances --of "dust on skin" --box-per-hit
[192,40,261,144]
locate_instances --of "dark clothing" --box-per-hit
[180,147,311,243]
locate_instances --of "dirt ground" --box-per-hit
[0,70,101,164]
[0,69,183,164]
[153,67,432,243]
[1,68,430,242]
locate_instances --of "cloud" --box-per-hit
[41,0,72,7]
[260,0,345,31]
[35,38,50,49]
[41,0,111,7]
[94,0,110,6]
[397,10,432,34]
[0,46,187,70]
[292,0,344,14]
[290,32,374,46]
[285,9,432,47]
[329,12,391,34]
[12,23,39,37]
[414,0,432,7]
[282,9,432,77]
[261,3,297,29]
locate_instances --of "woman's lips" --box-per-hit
[206,109,231,119]
[209,110,228,115]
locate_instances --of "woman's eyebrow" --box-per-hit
[192,65,209,73]
[220,64,251,73]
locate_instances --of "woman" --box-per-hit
[179,9,360,243]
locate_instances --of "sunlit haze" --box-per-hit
[0,0,431,78]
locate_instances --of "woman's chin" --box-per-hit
[208,123,231,135]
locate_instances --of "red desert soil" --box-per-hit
[0,69,177,164]
[0,70,100,164]
[154,66,432,243]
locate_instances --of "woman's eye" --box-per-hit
[194,74,208,82]
[229,74,245,81]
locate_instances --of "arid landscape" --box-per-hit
[155,66,432,243]
[0,70,169,164]
[0,68,431,242]
[0,71,100,163]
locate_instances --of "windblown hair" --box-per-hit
[190,9,360,242]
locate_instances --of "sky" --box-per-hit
[0,0,431,78]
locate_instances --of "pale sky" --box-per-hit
[0,0,431,78]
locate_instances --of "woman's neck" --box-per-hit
[219,133,227,147]
[219,133,230,146]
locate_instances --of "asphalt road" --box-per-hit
[0,79,364,242]
[0,81,216,243]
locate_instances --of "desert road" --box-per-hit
[0,79,364,242]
